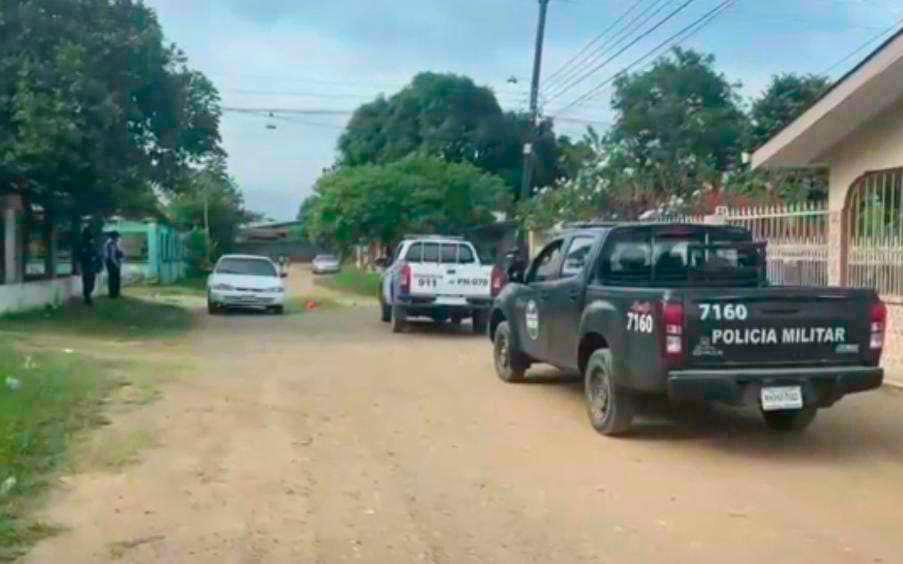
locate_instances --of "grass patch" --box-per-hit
[0,296,193,341]
[144,275,207,298]
[0,344,118,559]
[314,267,381,299]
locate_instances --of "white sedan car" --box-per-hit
[311,254,341,275]
[207,255,286,315]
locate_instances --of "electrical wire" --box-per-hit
[543,0,699,105]
[552,0,737,116]
[542,0,648,89]
[820,16,903,77]
[544,0,675,99]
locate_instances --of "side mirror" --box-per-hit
[374,257,389,268]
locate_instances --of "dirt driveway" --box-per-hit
[26,267,903,563]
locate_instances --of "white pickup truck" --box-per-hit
[378,235,505,334]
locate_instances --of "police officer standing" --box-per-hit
[104,231,125,298]
[77,229,102,306]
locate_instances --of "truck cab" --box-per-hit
[490,223,885,436]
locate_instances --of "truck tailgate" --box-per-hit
[683,287,875,368]
[409,263,492,302]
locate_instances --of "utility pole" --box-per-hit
[520,0,551,205]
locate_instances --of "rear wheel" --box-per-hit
[472,311,488,335]
[391,306,408,334]
[584,349,636,436]
[493,321,529,383]
[762,406,818,432]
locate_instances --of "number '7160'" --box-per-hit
[699,303,749,321]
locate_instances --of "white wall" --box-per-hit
[826,94,903,211]
[0,277,83,316]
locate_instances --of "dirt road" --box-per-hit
[27,268,903,563]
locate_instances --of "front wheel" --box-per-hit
[762,406,817,432]
[271,305,285,315]
[207,299,221,315]
[584,349,636,436]
[493,321,529,383]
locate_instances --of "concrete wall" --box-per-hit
[0,276,82,316]
[825,94,903,212]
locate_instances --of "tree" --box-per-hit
[305,155,509,250]
[0,0,224,219]
[750,73,830,150]
[168,164,257,262]
[609,48,748,198]
[337,72,559,196]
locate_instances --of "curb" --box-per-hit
[886,379,903,390]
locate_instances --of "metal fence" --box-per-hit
[846,168,903,299]
[724,203,829,287]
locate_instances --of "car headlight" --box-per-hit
[212,283,234,291]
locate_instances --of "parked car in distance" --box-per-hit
[378,235,504,333]
[490,223,885,436]
[312,254,341,275]
[207,254,286,315]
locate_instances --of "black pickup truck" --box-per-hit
[489,223,886,435]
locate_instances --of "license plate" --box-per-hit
[761,386,803,411]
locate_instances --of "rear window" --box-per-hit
[405,243,423,263]
[422,243,440,263]
[441,244,458,264]
[216,258,277,277]
[599,228,761,287]
[458,245,475,264]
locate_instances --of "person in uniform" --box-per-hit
[104,231,125,298]
[77,229,102,305]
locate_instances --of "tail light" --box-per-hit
[662,302,685,367]
[400,264,412,295]
[491,265,506,298]
[870,301,887,351]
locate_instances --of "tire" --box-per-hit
[207,299,220,315]
[762,406,818,432]
[449,315,463,326]
[472,311,488,335]
[391,306,408,334]
[584,349,636,436]
[271,305,285,315]
[493,321,529,383]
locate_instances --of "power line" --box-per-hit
[544,0,699,106]
[222,106,355,116]
[542,0,648,89]
[820,17,903,76]
[544,0,675,98]
[553,0,737,116]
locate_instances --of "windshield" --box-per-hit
[216,258,277,277]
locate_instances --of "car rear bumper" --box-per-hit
[667,366,884,407]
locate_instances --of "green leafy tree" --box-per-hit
[338,72,559,196]
[750,73,830,150]
[305,155,509,250]
[0,0,223,218]
[168,164,258,261]
[610,48,748,196]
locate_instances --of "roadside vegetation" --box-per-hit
[314,267,381,299]
[0,344,118,560]
[0,296,193,341]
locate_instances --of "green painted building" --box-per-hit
[104,219,187,285]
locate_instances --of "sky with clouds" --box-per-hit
[144,0,902,221]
